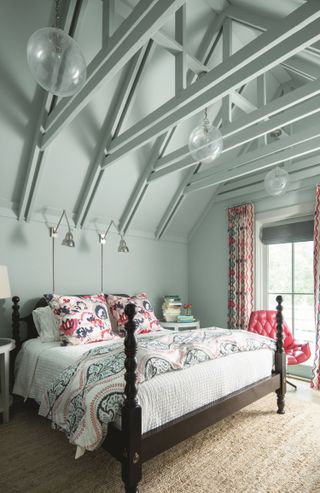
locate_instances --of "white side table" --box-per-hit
[0,338,15,424]
[160,321,200,331]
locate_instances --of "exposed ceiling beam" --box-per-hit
[102,0,115,43]
[150,78,320,179]
[281,56,319,81]
[175,5,187,95]
[154,17,233,238]
[75,42,155,228]
[118,12,224,234]
[225,4,320,63]
[231,92,257,113]
[218,153,320,198]
[186,127,320,194]
[102,1,320,169]
[155,171,192,240]
[17,0,88,222]
[115,0,208,75]
[222,17,232,126]
[257,73,267,146]
[215,169,320,204]
[41,0,186,149]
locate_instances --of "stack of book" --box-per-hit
[176,314,196,323]
[162,295,182,322]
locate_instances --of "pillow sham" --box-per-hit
[106,292,162,335]
[44,294,116,345]
[32,306,60,342]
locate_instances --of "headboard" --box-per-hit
[12,296,47,350]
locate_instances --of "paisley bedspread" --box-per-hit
[39,328,276,453]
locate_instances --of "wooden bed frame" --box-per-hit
[11,295,286,493]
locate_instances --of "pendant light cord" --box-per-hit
[55,0,61,28]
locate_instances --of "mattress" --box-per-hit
[14,336,274,434]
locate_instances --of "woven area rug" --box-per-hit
[0,394,319,493]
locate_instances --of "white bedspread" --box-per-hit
[14,336,274,434]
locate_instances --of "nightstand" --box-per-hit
[0,338,15,424]
[160,320,200,331]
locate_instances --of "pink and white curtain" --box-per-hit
[312,186,320,389]
[227,204,254,330]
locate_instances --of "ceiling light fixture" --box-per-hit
[188,107,223,164]
[27,0,87,97]
[264,165,290,197]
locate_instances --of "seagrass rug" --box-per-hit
[0,394,319,493]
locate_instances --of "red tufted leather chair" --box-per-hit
[247,310,311,389]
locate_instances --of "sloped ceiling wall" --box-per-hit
[1,0,320,242]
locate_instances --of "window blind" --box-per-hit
[261,220,314,245]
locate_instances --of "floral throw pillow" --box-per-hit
[44,294,116,345]
[106,292,162,335]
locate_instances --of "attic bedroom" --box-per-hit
[0,0,320,492]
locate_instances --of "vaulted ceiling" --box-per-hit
[1,0,320,241]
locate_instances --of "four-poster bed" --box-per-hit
[11,294,286,493]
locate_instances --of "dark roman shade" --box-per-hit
[261,219,314,245]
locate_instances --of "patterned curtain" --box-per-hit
[312,186,320,389]
[228,204,254,330]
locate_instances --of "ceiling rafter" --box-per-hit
[41,0,186,149]
[214,168,320,204]
[17,0,88,222]
[225,4,320,65]
[118,11,225,235]
[115,0,208,75]
[150,77,320,180]
[175,5,187,95]
[155,14,233,239]
[281,56,319,81]
[102,1,320,170]
[231,92,257,113]
[219,152,320,196]
[221,17,232,126]
[186,127,320,194]
[76,41,155,228]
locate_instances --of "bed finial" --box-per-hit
[275,295,286,414]
[12,296,21,349]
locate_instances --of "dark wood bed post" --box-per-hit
[12,296,21,349]
[122,303,142,493]
[10,296,21,389]
[275,295,286,414]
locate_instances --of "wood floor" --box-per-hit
[286,378,320,405]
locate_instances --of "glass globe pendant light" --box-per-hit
[188,107,223,163]
[264,165,290,197]
[26,0,87,97]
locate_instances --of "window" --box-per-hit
[267,241,315,377]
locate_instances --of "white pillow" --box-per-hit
[32,306,60,342]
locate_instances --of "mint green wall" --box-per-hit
[188,188,316,329]
[188,202,228,328]
[0,216,188,337]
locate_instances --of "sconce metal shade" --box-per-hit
[118,238,129,253]
[62,231,75,247]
